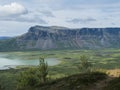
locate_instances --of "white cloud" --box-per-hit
[0,0,120,36]
[67,18,96,24]
[0,2,47,24]
[0,2,27,17]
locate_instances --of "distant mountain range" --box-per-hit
[0,25,120,51]
[0,37,11,40]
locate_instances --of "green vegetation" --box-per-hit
[0,69,21,90]
[1,49,120,70]
[37,57,48,83]
[0,38,18,51]
[17,57,48,89]
[104,76,120,90]
[0,49,120,90]
[37,72,107,90]
[77,55,92,73]
[17,68,38,89]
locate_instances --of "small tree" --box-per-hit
[17,57,48,89]
[37,57,48,84]
[78,55,92,73]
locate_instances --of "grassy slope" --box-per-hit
[0,49,120,90]
[37,69,120,90]
[0,38,19,51]
[0,69,120,90]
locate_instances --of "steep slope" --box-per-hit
[20,72,107,90]
[0,26,120,51]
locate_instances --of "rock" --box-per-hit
[0,26,120,51]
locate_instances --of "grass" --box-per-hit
[1,49,120,68]
[1,49,120,76]
[104,77,120,90]
[0,69,21,90]
[35,72,107,90]
[0,49,120,90]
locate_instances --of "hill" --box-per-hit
[17,70,120,90]
[0,26,120,51]
[0,37,11,40]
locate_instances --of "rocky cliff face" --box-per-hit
[0,26,120,51]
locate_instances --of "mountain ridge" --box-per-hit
[0,25,120,51]
[0,36,11,40]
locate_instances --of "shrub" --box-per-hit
[37,57,48,84]
[17,68,38,89]
[17,57,48,89]
[77,55,92,73]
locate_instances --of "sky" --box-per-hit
[0,0,120,36]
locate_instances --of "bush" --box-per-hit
[17,57,48,89]
[77,55,92,73]
[37,57,48,84]
[17,68,38,89]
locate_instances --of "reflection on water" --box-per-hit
[0,54,59,70]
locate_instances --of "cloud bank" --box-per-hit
[0,2,27,17]
[0,0,120,36]
[0,2,47,24]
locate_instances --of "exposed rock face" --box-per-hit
[0,25,120,51]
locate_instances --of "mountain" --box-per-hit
[0,25,120,51]
[0,37,11,40]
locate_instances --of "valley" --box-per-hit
[0,49,120,90]
[0,0,120,89]
[0,26,120,90]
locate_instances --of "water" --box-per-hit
[0,53,60,70]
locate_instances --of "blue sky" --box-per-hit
[0,0,120,36]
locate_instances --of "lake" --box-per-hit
[0,53,60,70]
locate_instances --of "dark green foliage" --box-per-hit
[104,76,120,90]
[66,72,107,86]
[0,83,5,90]
[0,69,19,90]
[17,57,48,89]
[0,49,120,90]
[0,38,19,51]
[38,72,107,90]
[77,55,92,73]
[37,57,48,83]
[17,68,38,89]
[0,83,2,90]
